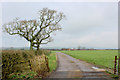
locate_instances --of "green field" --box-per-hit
[59,50,118,69]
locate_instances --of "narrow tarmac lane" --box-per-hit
[48,52,115,80]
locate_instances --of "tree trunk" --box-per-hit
[37,44,40,51]
[30,42,33,50]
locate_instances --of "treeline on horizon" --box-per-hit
[1,47,118,51]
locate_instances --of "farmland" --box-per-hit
[59,50,118,69]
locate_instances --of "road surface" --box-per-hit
[48,52,115,80]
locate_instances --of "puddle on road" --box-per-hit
[92,66,105,71]
[92,66,99,69]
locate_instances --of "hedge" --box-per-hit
[2,50,50,79]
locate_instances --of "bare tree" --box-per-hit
[3,8,65,50]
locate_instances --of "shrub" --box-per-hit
[2,50,35,78]
[35,50,51,56]
[2,50,50,79]
[8,71,37,79]
[29,54,49,77]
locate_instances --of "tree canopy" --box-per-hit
[3,8,65,50]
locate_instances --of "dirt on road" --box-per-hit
[47,52,116,80]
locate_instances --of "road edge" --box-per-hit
[46,52,59,78]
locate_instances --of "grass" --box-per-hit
[59,50,118,69]
[47,52,57,72]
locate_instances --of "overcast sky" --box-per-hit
[1,2,118,49]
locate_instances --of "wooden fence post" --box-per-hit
[118,56,120,75]
[45,56,50,72]
[114,56,117,74]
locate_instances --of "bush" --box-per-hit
[2,50,50,79]
[35,50,51,56]
[29,54,49,77]
[2,50,35,78]
[8,71,37,79]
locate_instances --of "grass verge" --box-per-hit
[47,53,57,72]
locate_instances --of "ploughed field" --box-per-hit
[59,50,118,69]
